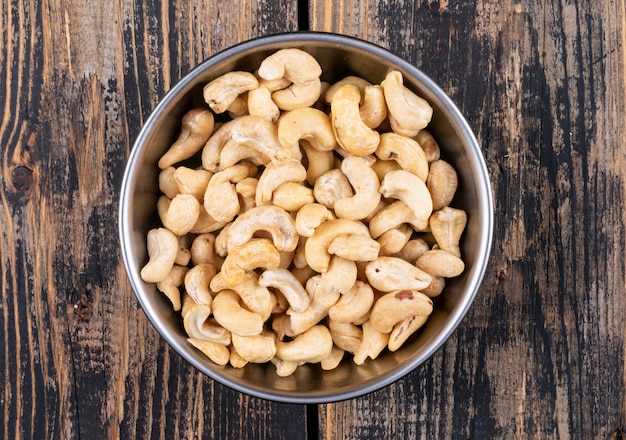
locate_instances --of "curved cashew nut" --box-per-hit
[321,346,345,371]
[422,275,446,298]
[365,256,432,292]
[189,207,229,235]
[247,86,281,123]
[368,200,429,239]
[429,207,467,258]
[231,332,277,363]
[328,319,363,354]
[381,70,433,137]
[271,182,315,212]
[188,338,230,366]
[333,156,381,220]
[376,132,429,181]
[360,85,388,129]
[330,84,380,156]
[324,76,372,102]
[156,265,188,311]
[202,71,259,114]
[201,115,289,172]
[427,159,459,211]
[328,233,380,262]
[394,238,429,264]
[140,228,179,283]
[221,238,281,286]
[219,140,271,169]
[285,276,340,336]
[174,166,212,200]
[184,263,216,306]
[275,325,333,363]
[226,205,299,252]
[235,177,258,214]
[295,203,336,237]
[160,194,200,236]
[258,268,310,313]
[304,218,370,273]
[256,159,307,206]
[388,314,430,352]
[328,280,374,324]
[320,256,357,294]
[204,163,255,224]
[278,107,337,152]
[353,320,389,365]
[415,249,465,278]
[301,140,334,186]
[158,108,215,169]
[371,159,402,182]
[380,170,433,223]
[210,271,273,321]
[369,289,433,334]
[229,345,249,368]
[377,224,413,256]
[211,290,264,336]
[415,130,440,163]
[159,167,180,199]
[313,169,354,210]
[183,303,232,345]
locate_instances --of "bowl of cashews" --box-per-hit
[119,32,493,403]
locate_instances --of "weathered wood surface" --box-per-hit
[310,0,626,438]
[2,0,625,438]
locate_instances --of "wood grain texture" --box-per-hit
[310,0,626,438]
[0,1,304,439]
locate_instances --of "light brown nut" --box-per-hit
[388,314,429,352]
[427,159,459,211]
[333,156,381,220]
[140,228,179,283]
[429,207,467,258]
[375,132,429,181]
[188,338,230,366]
[324,76,372,102]
[328,280,374,324]
[328,320,363,354]
[189,233,222,268]
[271,357,300,377]
[256,159,307,206]
[158,108,215,169]
[295,203,336,237]
[247,86,280,123]
[377,224,413,256]
[173,166,212,201]
[381,70,432,137]
[285,276,340,336]
[184,263,216,306]
[275,325,334,363]
[421,275,446,298]
[415,249,465,278]
[156,265,188,311]
[321,256,357,294]
[226,205,299,252]
[414,130,440,162]
[211,271,273,321]
[226,93,249,117]
[204,164,255,223]
[272,182,315,212]
[183,303,231,345]
[304,218,370,273]
[371,159,402,182]
[211,290,264,336]
[327,233,380,262]
[394,238,430,264]
[331,84,380,156]
[229,345,248,368]
[259,268,311,313]
[368,200,429,239]
[159,167,180,199]
[220,238,281,286]
[278,107,337,152]
[161,194,200,236]
[189,208,229,234]
[360,85,388,129]
[365,256,432,292]
[369,289,433,334]
[175,235,192,266]
[353,320,390,365]
[321,346,345,370]
[272,78,322,111]
[219,140,271,169]
[235,177,258,214]
[202,71,259,114]
[231,333,276,363]
[313,169,354,210]
[301,140,335,186]
[380,169,433,222]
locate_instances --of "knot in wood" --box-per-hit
[11,166,34,193]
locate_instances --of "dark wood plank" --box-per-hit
[310,0,626,438]
[0,0,304,439]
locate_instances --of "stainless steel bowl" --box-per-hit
[119,32,493,403]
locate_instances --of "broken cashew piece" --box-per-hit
[388,314,430,352]
[380,170,433,222]
[381,70,433,137]
[226,205,299,252]
[211,290,264,336]
[331,84,380,156]
[259,268,311,313]
[333,156,381,220]
[203,71,259,114]
[301,140,335,186]
[275,325,333,363]
[140,228,179,283]
[369,289,433,334]
[158,108,215,169]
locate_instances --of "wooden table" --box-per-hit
[2,0,624,438]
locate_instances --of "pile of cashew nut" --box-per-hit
[140,48,468,376]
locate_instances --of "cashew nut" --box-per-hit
[183,303,231,345]
[415,130,440,162]
[275,325,333,363]
[333,156,381,220]
[313,169,354,210]
[371,159,402,182]
[255,159,307,206]
[380,170,433,222]
[320,256,357,294]
[321,346,345,370]
[220,238,281,286]
[140,228,179,283]
[203,163,255,223]
[369,200,429,239]
[381,70,432,137]
[184,263,216,306]
[188,338,230,366]
[160,194,200,236]
[229,345,248,368]
[365,256,432,292]
[328,280,374,324]
[327,233,380,262]
[422,275,446,298]
[415,249,465,278]
[328,320,363,354]
[304,218,370,273]
[247,86,280,123]
[231,332,276,363]
[301,140,334,186]
[258,268,311,313]
[278,107,337,152]
[394,238,429,264]
[226,205,299,252]
[189,208,229,234]
[219,140,271,169]
[295,203,335,237]
[427,159,459,211]
[359,85,388,129]
[376,132,429,181]
[285,276,340,336]
[429,207,467,258]
[369,289,433,334]
[324,76,372,102]
[235,177,258,214]
[330,84,380,156]
[202,71,259,114]
[353,320,389,365]
[271,182,315,212]
[172,166,212,201]
[377,224,413,256]
[156,265,188,311]
[158,108,215,169]
[211,289,264,336]
[388,314,429,352]
[159,167,180,199]
[211,271,273,321]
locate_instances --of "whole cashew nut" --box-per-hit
[141,228,179,283]
[278,107,337,152]
[202,71,259,114]
[415,130,440,163]
[271,182,315,212]
[368,200,429,239]
[258,268,311,313]
[226,205,299,252]
[327,233,380,262]
[255,159,307,206]
[365,256,432,292]
[247,86,280,123]
[369,289,433,334]
[183,303,232,345]
[204,163,255,224]
[377,224,413,255]
[295,203,336,237]
[285,276,340,336]
[380,170,433,223]
[328,320,363,354]
[231,332,277,363]
[275,325,333,363]
[353,320,389,365]
[174,166,212,200]
[211,290,264,336]
[375,132,429,181]
[381,70,433,137]
[333,156,381,220]
[160,194,200,236]
[415,249,465,278]
[330,84,380,156]
[427,159,459,211]
[328,280,374,324]
[188,338,230,366]
[184,263,216,306]
[158,108,215,169]
[429,207,467,258]
[220,238,281,286]
[313,169,354,210]
[210,271,273,321]
[320,256,357,294]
